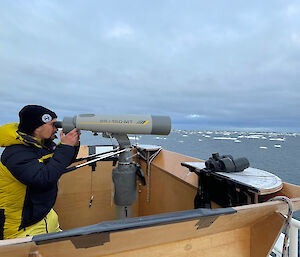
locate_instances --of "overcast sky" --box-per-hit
[1,1,300,132]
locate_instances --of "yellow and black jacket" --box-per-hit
[0,123,78,239]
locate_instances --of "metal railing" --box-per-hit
[290,218,300,257]
[272,218,300,257]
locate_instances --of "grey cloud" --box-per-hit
[1,1,300,131]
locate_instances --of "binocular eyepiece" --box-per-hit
[54,121,62,129]
[205,153,250,173]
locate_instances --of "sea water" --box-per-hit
[80,129,300,219]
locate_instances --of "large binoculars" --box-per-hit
[205,153,250,173]
[54,114,171,135]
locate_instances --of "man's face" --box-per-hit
[33,118,58,140]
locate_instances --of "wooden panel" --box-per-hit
[260,182,300,210]
[150,150,200,188]
[0,242,36,257]
[250,212,285,257]
[45,195,293,257]
[55,148,201,229]
[29,217,250,257]
[103,227,250,257]
[276,182,300,198]
[77,145,89,158]
[137,149,200,216]
[54,159,139,230]
[0,199,293,257]
[138,161,197,216]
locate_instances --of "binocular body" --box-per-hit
[205,153,250,173]
[55,114,171,135]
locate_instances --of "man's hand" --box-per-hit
[60,129,81,146]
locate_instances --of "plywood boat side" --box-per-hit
[1,146,300,257]
[54,148,200,229]
[0,201,289,257]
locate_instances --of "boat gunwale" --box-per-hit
[32,207,236,245]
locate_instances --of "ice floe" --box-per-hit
[259,146,268,149]
[269,138,285,142]
[213,137,237,141]
[239,135,267,139]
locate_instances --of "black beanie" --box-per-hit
[18,105,57,135]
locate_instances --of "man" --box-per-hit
[0,105,80,239]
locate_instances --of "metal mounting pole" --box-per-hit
[112,134,137,219]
